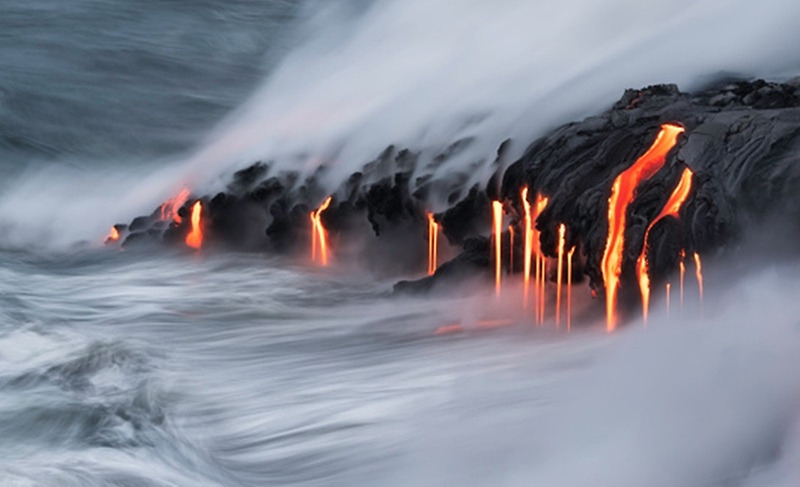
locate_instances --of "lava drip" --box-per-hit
[556,224,566,327]
[427,213,439,275]
[310,196,333,266]
[185,201,204,249]
[601,123,685,331]
[693,252,704,305]
[635,168,694,323]
[492,201,503,296]
[521,188,533,309]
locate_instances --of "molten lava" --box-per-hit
[105,226,120,244]
[185,201,204,249]
[492,201,503,296]
[427,213,439,275]
[521,188,534,308]
[601,123,685,331]
[310,196,333,266]
[693,252,704,303]
[556,224,566,327]
[635,168,694,322]
[160,188,191,224]
[666,283,671,316]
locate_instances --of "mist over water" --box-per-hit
[2,1,800,485]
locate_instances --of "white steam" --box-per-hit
[386,266,800,486]
[2,0,800,249]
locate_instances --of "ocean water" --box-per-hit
[2,1,800,486]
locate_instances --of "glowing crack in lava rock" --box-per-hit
[601,123,685,331]
[185,201,204,250]
[636,167,694,323]
[310,196,333,266]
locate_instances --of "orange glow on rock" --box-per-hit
[601,123,685,331]
[185,201,204,249]
[427,213,439,275]
[310,196,333,266]
[161,188,191,224]
[636,168,694,323]
[556,223,566,328]
[492,201,503,297]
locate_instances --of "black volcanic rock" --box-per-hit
[111,79,800,321]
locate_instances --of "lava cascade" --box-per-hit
[185,201,204,249]
[310,196,333,266]
[492,200,503,296]
[160,188,191,224]
[427,213,439,275]
[601,123,685,331]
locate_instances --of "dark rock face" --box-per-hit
[109,78,800,319]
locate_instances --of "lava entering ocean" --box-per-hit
[601,123,685,331]
[185,201,204,250]
[310,196,333,266]
[636,167,694,322]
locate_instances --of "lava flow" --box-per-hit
[310,196,333,266]
[556,224,566,327]
[601,123,685,331]
[160,188,191,224]
[521,188,533,308]
[492,200,503,296]
[427,213,439,275]
[508,225,515,274]
[636,167,694,322]
[185,201,204,249]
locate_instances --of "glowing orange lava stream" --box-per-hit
[666,283,671,316]
[161,188,191,224]
[310,196,333,266]
[492,201,503,296]
[556,224,566,327]
[694,252,704,304]
[427,213,439,275]
[185,201,203,249]
[601,123,685,331]
[521,188,534,309]
[636,168,694,322]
